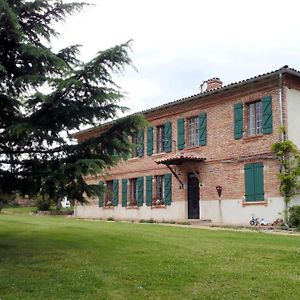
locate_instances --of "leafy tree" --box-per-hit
[0,0,145,206]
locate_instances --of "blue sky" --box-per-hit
[53,0,300,116]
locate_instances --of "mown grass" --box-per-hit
[0,210,300,300]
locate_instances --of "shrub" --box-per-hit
[34,194,52,211]
[0,193,16,212]
[139,219,156,223]
[49,210,73,216]
[289,206,300,229]
[161,220,176,224]
[176,221,191,225]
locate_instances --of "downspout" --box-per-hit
[278,70,288,225]
[278,71,284,141]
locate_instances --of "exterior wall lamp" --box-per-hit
[216,185,223,198]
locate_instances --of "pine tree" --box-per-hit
[0,0,145,207]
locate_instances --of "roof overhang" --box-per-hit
[155,152,205,188]
[155,152,206,166]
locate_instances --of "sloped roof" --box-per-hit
[73,65,300,138]
[155,152,206,165]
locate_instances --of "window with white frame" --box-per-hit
[153,175,165,205]
[128,178,138,206]
[248,101,262,136]
[156,125,165,153]
[188,117,199,147]
[105,181,113,206]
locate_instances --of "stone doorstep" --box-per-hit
[183,219,212,225]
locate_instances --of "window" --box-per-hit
[248,101,262,136]
[129,178,138,206]
[104,181,114,206]
[244,162,264,202]
[154,175,165,205]
[98,180,118,207]
[188,117,199,147]
[156,125,165,153]
[146,174,172,206]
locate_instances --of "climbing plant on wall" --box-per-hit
[271,128,300,223]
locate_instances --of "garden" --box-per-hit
[0,208,299,300]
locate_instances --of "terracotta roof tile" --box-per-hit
[155,152,206,165]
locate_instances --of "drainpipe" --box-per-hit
[278,70,289,226]
[278,71,284,141]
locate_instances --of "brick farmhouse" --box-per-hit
[73,66,300,225]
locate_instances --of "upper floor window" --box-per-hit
[248,101,262,136]
[188,117,199,147]
[234,96,272,140]
[156,125,165,153]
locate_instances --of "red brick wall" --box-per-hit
[82,78,289,203]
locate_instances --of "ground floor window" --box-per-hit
[146,174,171,207]
[104,181,113,206]
[153,175,165,205]
[127,177,144,207]
[244,162,264,202]
[98,179,118,207]
[128,178,138,206]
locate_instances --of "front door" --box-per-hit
[188,172,200,219]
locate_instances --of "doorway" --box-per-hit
[188,172,200,219]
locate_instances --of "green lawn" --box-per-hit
[0,210,300,300]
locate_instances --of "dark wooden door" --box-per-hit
[188,172,200,219]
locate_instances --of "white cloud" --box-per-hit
[53,0,300,114]
[117,77,162,114]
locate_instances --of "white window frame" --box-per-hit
[248,101,262,136]
[188,117,199,147]
[156,125,165,153]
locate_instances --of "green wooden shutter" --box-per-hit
[98,181,104,207]
[198,112,207,146]
[123,134,129,160]
[245,163,265,202]
[137,130,144,157]
[164,122,172,152]
[112,179,118,206]
[122,179,127,207]
[146,176,153,206]
[262,96,273,134]
[147,127,153,156]
[164,174,172,206]
[137,177,144,207]
[177,118,185,150]
[234,103,243,139]
[254,162,264,201]
[244,163,255,202]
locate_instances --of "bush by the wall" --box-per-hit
[289,206,300,229]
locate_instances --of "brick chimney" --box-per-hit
[200,77,222,92]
